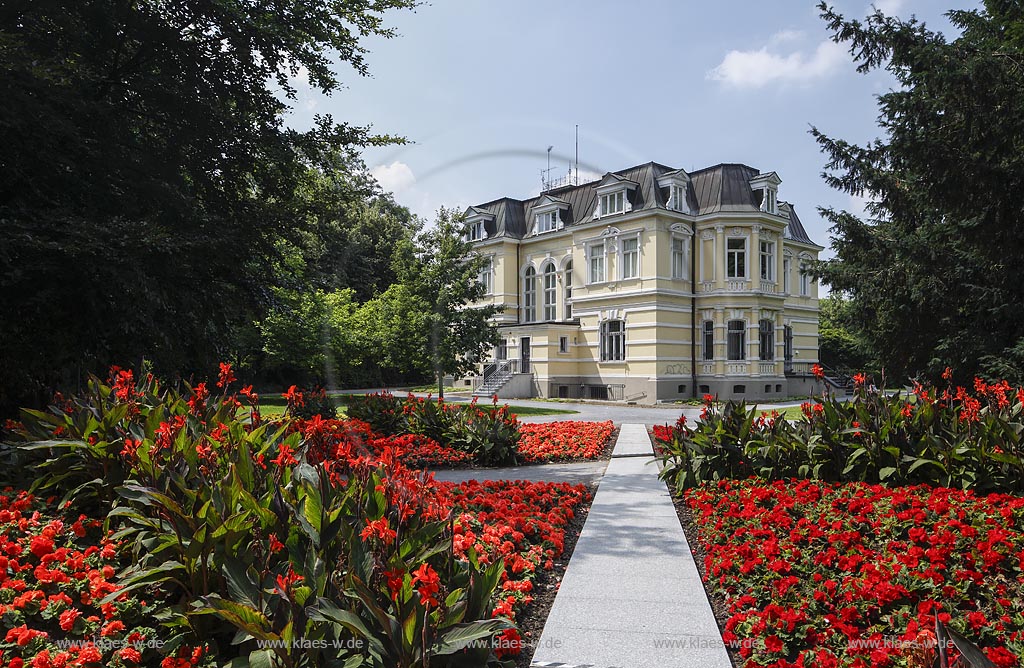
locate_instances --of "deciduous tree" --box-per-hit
[395,208,500,398]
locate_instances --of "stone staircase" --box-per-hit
[472,359,519,398]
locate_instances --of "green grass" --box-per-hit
[255,395,576,419]
[505,405,578,417]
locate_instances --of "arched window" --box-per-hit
[759,319,774,361]
[727,320,746,361]
[564,261,573,320]
[523,267,536,322]
[543,263,557,321]
[600,320,626,361]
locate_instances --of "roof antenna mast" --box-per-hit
[575,124,579,185]
[541,145,554,191]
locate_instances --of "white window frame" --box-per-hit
[466,218,486,242]
[671,237,687,279]
[564,261,573,319]
[621,236,639,280]
[559,336,570,354]
[799,258,811,296]
[702,320,714,361]
[543,263,557,321]
[727,320,746,361]
[478,257,493,295]
[726,238,747,279]
[669,184,687,212]
[588,242,606,284]
[535,210,559,234]
[523,267,537,322]
[759,319,774,361]
[783,255,792,294]
[760,241,775,281]
[600,319,626,362]
[599,191,625,217]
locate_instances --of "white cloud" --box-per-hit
[848,192,871,218]
[871,0,906,15]
[707,40,847,88]
[370,161,416,195]
[769,29,805,45]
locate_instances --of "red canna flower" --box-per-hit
[411,563,441,607]
[216,362,236,389]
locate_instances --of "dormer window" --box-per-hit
[530,195,569,235]
[536,210,559,234]
[669,184,687,211]
[467,219,485,241]
[658,169,692,214]
[593,174,637,219]
[599,191,624,216]
[749,172,782,216]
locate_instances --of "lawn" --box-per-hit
[256,394,578,419]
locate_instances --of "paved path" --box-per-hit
[429,460,607,486]
[530,424,732,668]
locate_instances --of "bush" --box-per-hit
[4,365,514,668]
[349,393,520,466]
[656,374,1024,496]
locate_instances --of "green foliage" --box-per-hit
[394,208,501,398]
[817,295,876,373]
[0,0,416,413]
[4,367,513,667]
[348,393,521,466]
[812,2,1024,384]
[656,377,1024,496]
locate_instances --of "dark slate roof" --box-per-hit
[690,163,760,213]
[779,202,814,245]
[466,161,818,245]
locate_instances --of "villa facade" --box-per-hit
[463,161,823,403]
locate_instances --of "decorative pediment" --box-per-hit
[600,227,622,237]
[464,206,495,220]
[593,172,640,194]
[669,223,693,236]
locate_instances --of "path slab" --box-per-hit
[530,424,732,668]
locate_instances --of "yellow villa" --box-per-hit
[463,161,823,403]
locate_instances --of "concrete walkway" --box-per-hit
[530,424,732,668]
[429,460,607,486]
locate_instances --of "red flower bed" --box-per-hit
[687,478,1023,667]
[293,416,474,468]
[517,420,615,462]
[0,479,589,665]
[442,479,590,655]
[0,490,210,668]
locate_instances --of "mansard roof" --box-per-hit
[465,160,817,245]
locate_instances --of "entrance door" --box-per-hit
[783,325,794,373]
[520,337,531,373]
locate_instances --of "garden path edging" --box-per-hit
[529,424,733,668]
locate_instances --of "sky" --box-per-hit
[283,0,978,260]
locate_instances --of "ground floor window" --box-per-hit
[600,319,626,361]
[702,320,714,360]
[759,319,774,361]
[727,320,745,361]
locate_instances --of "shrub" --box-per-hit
[349,393,520,466]
[4,365,514,668]
[656,375,1024,495]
